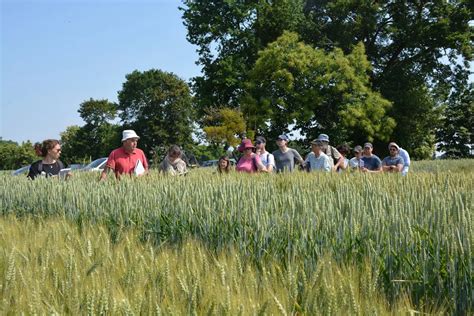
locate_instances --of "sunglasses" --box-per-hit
[390,148,398,151]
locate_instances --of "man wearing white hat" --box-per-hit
[100,130,148,180]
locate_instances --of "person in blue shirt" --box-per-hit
[361,142,382,173]
[382,142,405,173]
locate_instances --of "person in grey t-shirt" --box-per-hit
[272,134,305,172]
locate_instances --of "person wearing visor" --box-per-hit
[305,140,331,172]
[100,130,148,180]
[236,139,266,173]
[272,134,304,172]
[316,134,344,172]
[349,145,364,170]
[360,142,382,173]
[382,142,405,173]
[255,136,275,172]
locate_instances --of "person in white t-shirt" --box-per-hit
[255,136,275,172]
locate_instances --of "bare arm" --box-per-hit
[334,155,345,171]
[99,165,118,181]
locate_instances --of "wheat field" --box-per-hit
[1,159,473,314]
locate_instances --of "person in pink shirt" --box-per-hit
[236,139,266,173]
[100,130,148,180]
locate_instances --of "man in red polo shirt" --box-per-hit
[100,130,148,180]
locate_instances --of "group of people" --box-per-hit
[27,129,410,180]
[27,130,188,179]
[217,133,410,176]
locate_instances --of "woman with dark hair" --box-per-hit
[217,156,231,174]
[27,139,68,179]
[159,145,188,176]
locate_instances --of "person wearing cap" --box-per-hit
[236,139,266,173]
[316,134,344,172]
[255,136,275,172]
[360,142,382,173]
[349,145,364,170]
[305,140,331,172]
[100,130,148,180]
[272,134,305,172]
[159,145,188,176]
[382,142,405,173]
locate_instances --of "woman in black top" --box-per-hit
[27,139,65,179]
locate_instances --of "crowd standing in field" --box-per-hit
[28,129,411,179]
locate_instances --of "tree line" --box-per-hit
[1,0,472,169]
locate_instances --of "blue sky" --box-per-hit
[1,0,201,143]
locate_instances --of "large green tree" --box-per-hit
[437,67,473,157]
[181,0,306,117]
[117,69,195,155]
[60,99,121,164]
[181,0,473,158]
[243,32,395,145]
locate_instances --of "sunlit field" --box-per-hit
[1,159,472,314]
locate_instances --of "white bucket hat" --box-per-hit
[121,130,140,142]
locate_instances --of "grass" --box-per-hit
[1,216,440,315]
[0,159,473,314]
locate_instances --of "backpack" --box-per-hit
[37,160,64,173]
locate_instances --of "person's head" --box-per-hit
[337,144,350,157]
[239,139,255,157]
[217,156,231,173]
[167,145,182,163]
[121,130,140,153]
[388,142,400,157]
[311,139,323,155]
[317,134,330,149]
[255,136,266,151]
[363,142,373,156]
[353,145,363,158]
[276,134,289,148]
[34,142,42,156]
[41,139,61,159]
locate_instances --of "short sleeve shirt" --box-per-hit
[106,147,148,176]
[361,155,382,171]
[382,156,404,167]
[272,148,303,172]
[27,160,63,179]
[257,151,275,170]
[349,157,362,169]
[236,154,261,173]
[305,152,331,172]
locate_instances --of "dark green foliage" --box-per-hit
[117,69,195,155]
[437,68,473,158]
[0,140,37,170]
[60,99,121,165]
[181,0,473,157]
